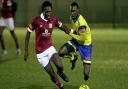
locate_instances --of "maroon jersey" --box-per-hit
[2,0,13,18]
[27,13,62,54]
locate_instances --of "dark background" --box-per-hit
[15,0,128,28]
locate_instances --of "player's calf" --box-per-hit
[57,71,69,82]
[84,74,89,81]
[83,63,91,81]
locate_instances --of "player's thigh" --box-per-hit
[59,43,76,54]
[44,62,55,75]
[51,53,63,68]
[59,43,69,55]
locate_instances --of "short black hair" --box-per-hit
[71,2,79,9]
[42,1,52,11]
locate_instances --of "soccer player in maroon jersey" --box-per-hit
[0,0,20,56]
[24,1,70,89]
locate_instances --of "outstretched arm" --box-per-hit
[24,31,31,61]
[69,32,86,42]
[69,25,87,42]
[59,24,71,34]
[59,23,86,42]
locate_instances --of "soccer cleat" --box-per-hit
[57,71,69,82]
[79,84,90,89]
[16,49,21,57]
[3,50,7,55]
[70,55,78,70]
[59,84,64,89]
[60,86,64,89]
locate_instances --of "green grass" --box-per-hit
[0,28,128,89]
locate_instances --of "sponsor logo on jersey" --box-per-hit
[42,29,50,37]
[49,23,52,28]
[40,25,43,28]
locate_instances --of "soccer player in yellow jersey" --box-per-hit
[59,2,92,88]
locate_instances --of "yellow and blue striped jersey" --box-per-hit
[69,14,92,45]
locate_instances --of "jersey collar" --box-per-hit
[40,13,48,22]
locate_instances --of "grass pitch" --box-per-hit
[0,28,128,89]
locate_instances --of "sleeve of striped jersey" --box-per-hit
[27,20,36,32]
[78,26,86,33]
[27,24,33,32]
[55,17,62,28]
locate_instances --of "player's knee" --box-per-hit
[84,73,89,81]
[59,44,69,57]
[57,64,63,71]
[58,51,64,57]
[58,49,65,57]
[0,33,2,38]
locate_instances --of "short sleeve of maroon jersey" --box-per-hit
[54,16,63,28]
[27,18,37,32]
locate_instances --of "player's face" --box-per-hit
[43,6,52,21]
[70,6,79,21]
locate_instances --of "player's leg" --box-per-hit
[0,18,7,55]
[51,53,69,82]
[80,62,91,89]
[9,30,20,56]
[44,62,64,89]
[7,18,20,56]
[9,30,19,49]
[59,40,78,70]
[36,47,64,89]
[83,63,91,81]
[59,43,69,57]
[79,44,92,89]
[0,27,6,51]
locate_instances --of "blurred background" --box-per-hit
[15,0,128,28]
[0,0,128,89]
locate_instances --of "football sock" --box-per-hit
[51,75,62,88]
[70,52,75,61]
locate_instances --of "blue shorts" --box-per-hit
[67,39,92,62]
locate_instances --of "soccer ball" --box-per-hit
[79,84,90,89]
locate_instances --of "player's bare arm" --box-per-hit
[24,31,31,61]
[59,24,71,34]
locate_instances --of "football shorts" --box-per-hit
[0,17,14,30]
[36,46,57,67]
[67,39,92,64]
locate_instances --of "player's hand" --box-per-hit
[65,29,74,34]
[24,51,28,62]
[73,31,77,34]
[64,29,71,34]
